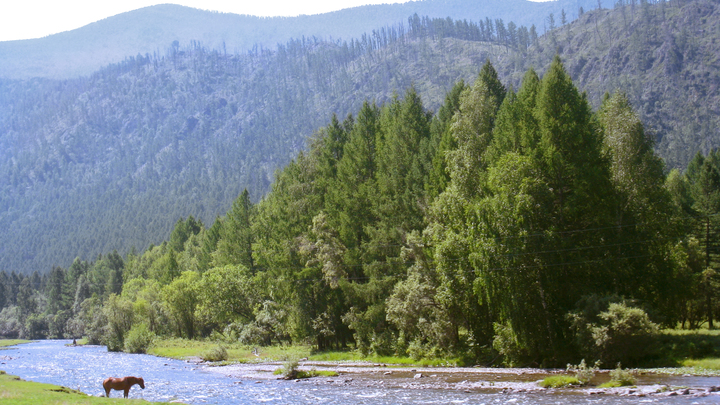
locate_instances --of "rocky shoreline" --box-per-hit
[201,360,720,399]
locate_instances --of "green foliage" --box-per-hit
[492,323,531,367]
[124,323,155,354]
[571,301,660,366]
[591,304,659,365]
[600,363,636,387]
[566,359,600,385]
[683,358,720,370]
[279,358,300,379]
[201,345,228,362]
[103,294,134,352]
[162,271,200,339]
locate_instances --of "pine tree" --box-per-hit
[212,189,255,269]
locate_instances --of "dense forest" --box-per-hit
[2,57,719,367]
[1,0,718,276]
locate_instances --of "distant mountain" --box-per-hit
[1,0,718,274]
[0,0,594,79]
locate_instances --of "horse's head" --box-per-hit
[137,377,145,389]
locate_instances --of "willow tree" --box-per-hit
[425,62,506,355]
[439,56,617,365]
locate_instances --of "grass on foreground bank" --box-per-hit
[0,371,176,405]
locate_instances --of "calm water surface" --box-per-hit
[1,340,718,404]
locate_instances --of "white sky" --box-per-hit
[0,1,417,42]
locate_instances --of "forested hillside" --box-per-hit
[1,0,719,275]
[2,58,717,369]
[499,0,720,170]
[0,16,538,274]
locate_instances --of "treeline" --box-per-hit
[2,58,718,366]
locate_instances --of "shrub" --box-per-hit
[105,334,124,352]
[566,359,600,385]
[591,303,659,366]
[599,363,636,388]
[279,358,299,379]
[201,345,228,362]
[124,323,155,354]
[569,298,659,366]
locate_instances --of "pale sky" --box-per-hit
[0,0,418,42]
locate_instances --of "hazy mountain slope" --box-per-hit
[0,0,593,79]
[0,27,503,273]
[495,0,720,169]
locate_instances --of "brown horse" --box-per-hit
[102,376,145,398]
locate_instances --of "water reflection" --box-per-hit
[1,340,719,404]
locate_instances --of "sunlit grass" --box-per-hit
[148,338,312,363]
[538,375,581,388]
[682,358,720,370]
[149,338,462,367]
[662,327,720,336]
[308,350,463,367]
[273,368,338,378]
[0,339,31,348]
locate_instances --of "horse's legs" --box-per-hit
[104,387,111,397]
[124,387,130,398]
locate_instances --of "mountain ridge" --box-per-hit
[0,0,592,79]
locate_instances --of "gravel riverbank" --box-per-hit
[202,360,720,399]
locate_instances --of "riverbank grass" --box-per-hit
[0,339,31,348]
[0,370,172,404]
[148,337,461,366]
[539,375,581,388]
[308,351,463,367]
[148,338,311,363]
[682,358,720,370]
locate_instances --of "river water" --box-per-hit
[1,340,720,404]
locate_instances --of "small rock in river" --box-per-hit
[383,371,392,375]
[414,373,424,379]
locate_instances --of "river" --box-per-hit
[1,340,720,404]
